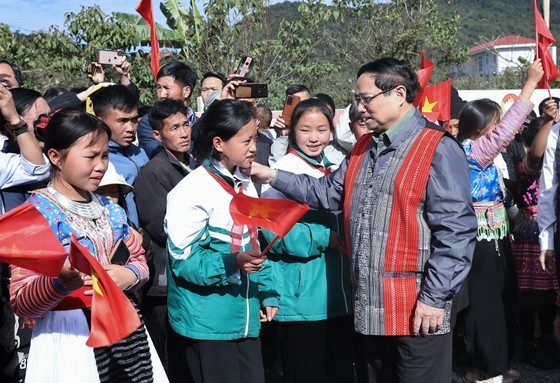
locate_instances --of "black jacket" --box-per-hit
[134,149,191,296]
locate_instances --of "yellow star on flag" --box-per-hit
[421,96,438,113]
[247,201,282,219]
[92,271,104,296]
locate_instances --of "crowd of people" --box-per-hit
[0,53,559,383]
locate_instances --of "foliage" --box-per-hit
[0,1,472,109]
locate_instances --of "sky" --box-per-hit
[3,0,293,33]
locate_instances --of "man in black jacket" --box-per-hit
[134,99,194,371]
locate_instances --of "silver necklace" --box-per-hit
[47,184,105,220]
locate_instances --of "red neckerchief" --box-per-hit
[202,162,259,252]
[287,147,332,175]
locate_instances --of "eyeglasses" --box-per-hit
[354,87,396,106]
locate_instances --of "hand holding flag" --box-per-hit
[70,236,141,348]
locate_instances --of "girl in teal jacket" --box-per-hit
[261,98,354,383]
[165,100,279,383]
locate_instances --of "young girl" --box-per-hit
[9,108,165,382]
[165,99,279,383]
[457,60,543,382]
[261,98,353,383]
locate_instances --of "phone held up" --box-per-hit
[236,55,254,77]
[234,83,268,99]
[281,95,302,127]
[110,239,131,266]
[97,50,125,66]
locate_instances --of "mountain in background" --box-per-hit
[266,0,560,51]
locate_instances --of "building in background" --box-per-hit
[454,35,557,81]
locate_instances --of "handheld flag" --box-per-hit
[230,193,309,238]
[136,0,160,79]
[413,50,434,107]
[0,202,66,277]
[230,193,309,256]
[418,79,451,123]
[534,0,560,89]
[70,236,141,348]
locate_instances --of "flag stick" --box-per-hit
[259,235,280,257]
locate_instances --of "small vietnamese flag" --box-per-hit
[230,193,309,238]
[0,202,66,277]
[70,236,141,348]
[413,50,434,107]
[136,0,160,80]
[418,79,451,123]
[533,0,560,89]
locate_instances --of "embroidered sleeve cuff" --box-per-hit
[223,253,241,284]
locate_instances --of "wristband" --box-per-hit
[9,117,28,137]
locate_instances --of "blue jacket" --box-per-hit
[108,140,149,227]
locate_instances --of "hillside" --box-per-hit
[266,0,560,51]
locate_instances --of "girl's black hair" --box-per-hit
[457,99,501,142]
[192,99,255,162]
[10,88,42,116]
[45,108,111,173]
[521,116,544,148]
[287,98,334,149]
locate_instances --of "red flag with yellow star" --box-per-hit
[418,79,451,123]
[69,236,141,348]
[413,50,434,107]
[229,193,309,238]
[0,202,66,277]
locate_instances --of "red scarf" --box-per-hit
[203,163,259,252]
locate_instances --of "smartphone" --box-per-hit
[110,239,130,265]
[281,95,302,127]
[234,83,268,99]
[236,55,254,77]
[98,50,125,66]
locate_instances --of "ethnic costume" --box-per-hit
[9,186,167,383]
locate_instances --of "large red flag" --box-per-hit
[230,193,309,238]
[418,79,451,123]
[413,50,434,107]
[0,202,66,277]
[70,236,141,348]
[534,0,560,88]
[136,0,160,80]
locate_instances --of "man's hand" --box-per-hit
[250,162,277,185]
[543,99,559,122]
[412,300,444,336]
[328,231,347,255]
[88,62,105,84]
[0,83,20,126]
[540,250,555,274]
[114,59,131,86]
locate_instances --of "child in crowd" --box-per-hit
[261,98,353,383]
[164,99,279,383]
[9,108,166,382]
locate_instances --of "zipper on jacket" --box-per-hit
[244,273,250,337]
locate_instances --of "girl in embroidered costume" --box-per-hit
[511,100,560,368]
[457,60,544,382]
[9,108,167,382]
[259,98,353,382]
[164,99,279,383]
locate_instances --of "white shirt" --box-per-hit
[0,135,50,214]
[538,122,560,250]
